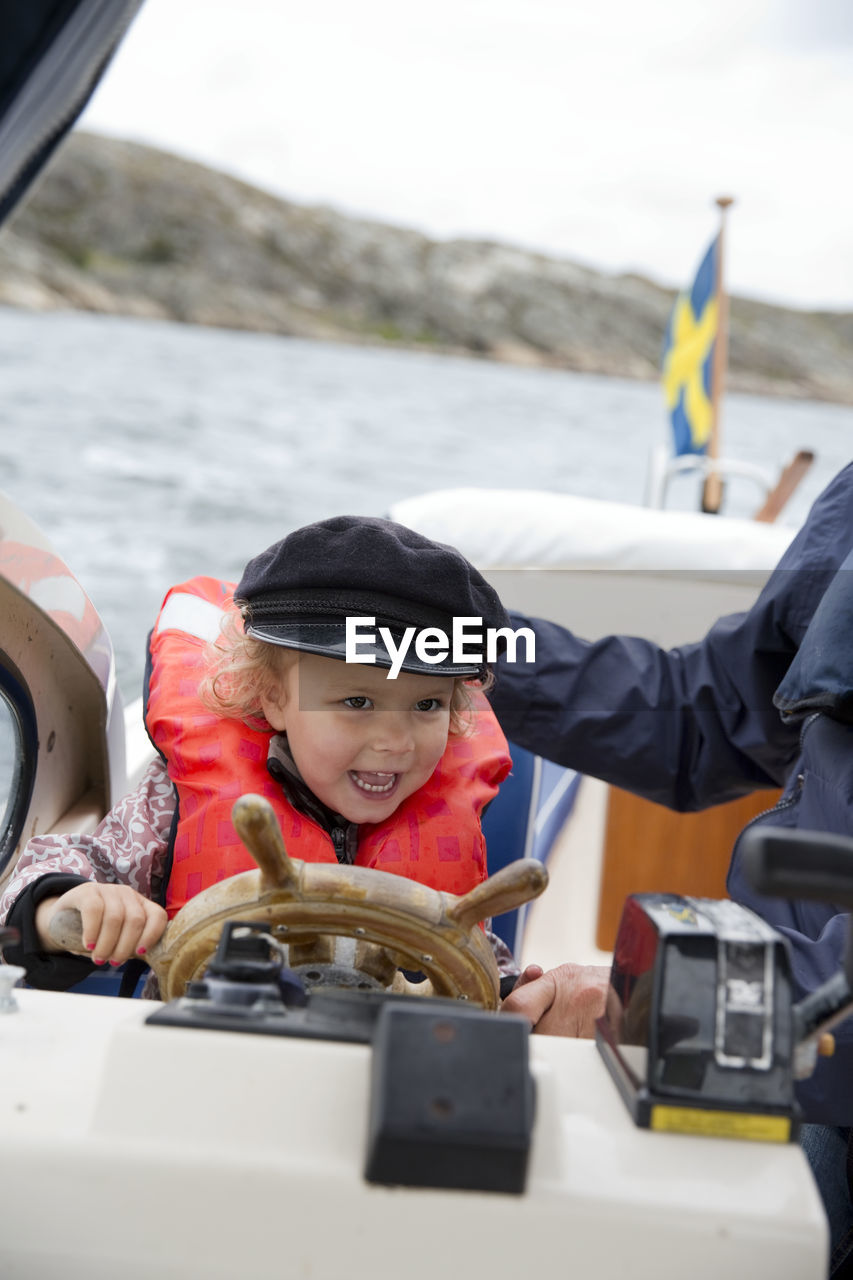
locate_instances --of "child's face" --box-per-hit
[261,652,455,824]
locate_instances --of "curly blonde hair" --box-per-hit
[198,609,491,736]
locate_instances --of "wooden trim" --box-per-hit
[754,450,815,523]
[595,784,782,952]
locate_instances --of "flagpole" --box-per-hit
[701,195,734,515]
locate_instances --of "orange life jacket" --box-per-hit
[145,576,512,917]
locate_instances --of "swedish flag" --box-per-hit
[661,235,719,456]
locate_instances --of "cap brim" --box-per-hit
[245,621,483,678]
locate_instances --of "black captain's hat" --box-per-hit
[235,515,510,678]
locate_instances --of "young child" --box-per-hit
[0,516,516,990]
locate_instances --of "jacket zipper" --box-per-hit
[331,826,348,865]
[735,781,802,842]
[734,713,819,842]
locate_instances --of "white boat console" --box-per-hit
[0,981,828,1280]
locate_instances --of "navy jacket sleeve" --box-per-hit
[489,464,853,812]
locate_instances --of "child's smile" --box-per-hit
[350,770,398,795]
[261,652,455,825]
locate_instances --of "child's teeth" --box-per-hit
[352,771,396,793]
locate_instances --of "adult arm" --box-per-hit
[490,464,853,810]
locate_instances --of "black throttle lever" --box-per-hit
[739,825,853,1069]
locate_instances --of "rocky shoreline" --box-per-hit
[2,130,851,405]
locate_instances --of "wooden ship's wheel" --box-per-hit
[51,793,548,1007]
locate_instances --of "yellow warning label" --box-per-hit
[650,1106,791,1143]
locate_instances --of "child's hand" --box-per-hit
[35,883,168,967]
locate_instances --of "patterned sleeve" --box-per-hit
[0,759,176,924]
[487,928,520,978]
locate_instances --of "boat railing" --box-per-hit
[644,443,775,510]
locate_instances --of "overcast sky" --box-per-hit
[80,0,853,311]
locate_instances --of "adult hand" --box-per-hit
[35,882,167,967]
[500,961,611,1037]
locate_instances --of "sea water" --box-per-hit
[0,305,850,698]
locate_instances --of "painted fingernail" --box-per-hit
[109,960,122,968]
[136,946,147,956]
[92,958,105,966]
[85,941,96,951]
